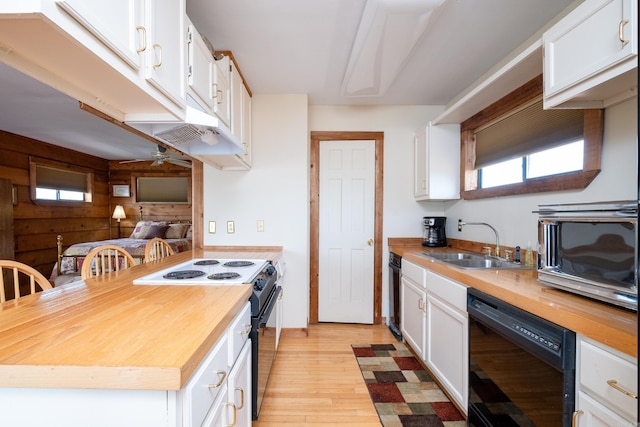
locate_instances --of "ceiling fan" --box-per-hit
[120,145,192,168]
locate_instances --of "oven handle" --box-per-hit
[259,285,281,327]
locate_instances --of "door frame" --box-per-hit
[310,131,384,324]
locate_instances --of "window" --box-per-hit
[29,158,93,202]
[480,140,584,188]
[460,75,604,200]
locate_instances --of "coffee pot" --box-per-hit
[422,216,447,247]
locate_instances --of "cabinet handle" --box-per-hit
[607,379,638,399]
[418,298,424,311]
[572,409,583,427]
[278,288,284,300]
[212,83,219,98]
[152,44,162,68]
[240,324,251,335]
[234,386,245,409]
[207,370,227,389]
[136,26,146,53]
[619,19,630,46]
[225,402,237,427]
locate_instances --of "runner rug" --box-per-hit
[352,343,466,427]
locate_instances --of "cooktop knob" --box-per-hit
[254,277,267,291]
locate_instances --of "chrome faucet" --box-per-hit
[458,219,500,258]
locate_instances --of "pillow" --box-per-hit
[165,223,189,239]
[143,224,169,239]
[129,221,154,239]
[184,224,193,240]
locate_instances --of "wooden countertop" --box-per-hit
[390,241,637,358]
[0,248,282,390]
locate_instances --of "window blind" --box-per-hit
[475,97,584,168]
[36,165,88,192]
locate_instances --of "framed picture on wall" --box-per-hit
[112,185,130,197]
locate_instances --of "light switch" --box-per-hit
[208,221,216,234]
[257,220,264,232]
[227,221,235,234]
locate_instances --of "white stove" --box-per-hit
[133,258,270,285]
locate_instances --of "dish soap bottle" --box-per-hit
[524,241,534,267]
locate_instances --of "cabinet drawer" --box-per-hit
[401,260,427,288]
[578,336,637,421]
[228,302,251,366]
[426,271,467,312]
[183,333,229,427]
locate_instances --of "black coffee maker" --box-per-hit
[422,217,447,247]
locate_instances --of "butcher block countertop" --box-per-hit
[0,247,282,391]
[390,239,637,358]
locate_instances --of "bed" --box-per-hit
[50,221,192,285]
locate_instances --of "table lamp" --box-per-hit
[112,205,126,238]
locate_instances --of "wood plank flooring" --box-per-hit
[252,324,396,426]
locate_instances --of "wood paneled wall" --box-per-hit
[0,130,110,278]
[108,161,192,238]
[0,131,194,281]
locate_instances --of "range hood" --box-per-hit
[126,106,244,156]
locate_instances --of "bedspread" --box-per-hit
[50,238,192,281]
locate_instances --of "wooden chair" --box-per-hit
[0,260,53,303]
[81,245,137,280]
[144,238,175,263]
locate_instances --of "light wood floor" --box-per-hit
[252,323,396,427]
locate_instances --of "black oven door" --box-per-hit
[251,285,281,420]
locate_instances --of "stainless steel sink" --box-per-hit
[420,252,534,270]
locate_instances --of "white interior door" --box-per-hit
[318,140,375,323]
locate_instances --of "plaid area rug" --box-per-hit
[352,343,466,427]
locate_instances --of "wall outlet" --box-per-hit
[257,220,264,232]
[227,221,235,234]
[208,221,216,234]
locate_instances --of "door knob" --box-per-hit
[367,239,373,246]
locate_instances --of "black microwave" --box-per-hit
[536,200,638,311]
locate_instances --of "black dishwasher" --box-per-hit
[388,252,402,340]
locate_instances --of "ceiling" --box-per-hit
[0,0,578,161]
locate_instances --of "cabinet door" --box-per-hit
[212,56,231,127]
[414,122,460,201]
[426,293,468,412]
[230,61,243,140]
[400,278,426,360]
[201,382,228,427]
[56,0,143,70]
[144,0,186,107]
[576,391,636,427]
[227,341,252,427]
[544,0,638,107]
[187,25,214,110]
[241,82,253,166]
[414,127,428,199]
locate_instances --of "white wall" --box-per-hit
[444,96,638,251]
[202,94,310,328]
[201,94,637,329]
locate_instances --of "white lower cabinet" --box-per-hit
[0,301,252,427]
[400,260,427,360]
[203,340,251,427]
[575,335,637,427]
[425,271,468,414]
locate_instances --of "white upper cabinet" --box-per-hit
[0,0,186,121]
[414,122,460,201]
[212,56,231,127]
[543,0,638,108]
[143,0,186,108]
[187,22,214,111]
[56,0,143,71]
[207,58,253,170]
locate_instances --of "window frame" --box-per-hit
[460,75,604,200]
[29,157,94,204]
